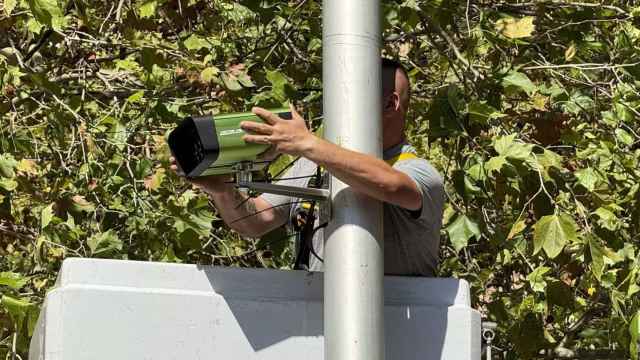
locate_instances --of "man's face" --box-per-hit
[381,67,409,120]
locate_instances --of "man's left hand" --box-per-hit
[241,104,316,157]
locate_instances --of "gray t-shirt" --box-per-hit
[262,142,444,276]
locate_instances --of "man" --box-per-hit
[171,59,444,276]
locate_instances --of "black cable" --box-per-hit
[272,174,317,181]
[308,222,328,263]
[292,165,326,269]
[269,155,302,180]
[233,190,257,210]
[229,157,308,210]
[293,200,316,270]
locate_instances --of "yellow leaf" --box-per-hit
[496,17,535,39]
[507,219,527,240]
[71,195,95,212]
[200,67,219,83]
[4,0,17,16]
[16,159,38,176]
[48,246,65,259]
[531,94,548,111]
[587,287,596,296]
[398,43,412,57]
[152,135,170,161]
[565,43,576,61]
[144,168,166,191]
[152,135,166,150]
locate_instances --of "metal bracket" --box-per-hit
[482,321,497,360]
[233,161,254,194]
[236,181,330,202]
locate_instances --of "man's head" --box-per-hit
[381,58,410,149]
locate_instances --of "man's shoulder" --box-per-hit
[393,152,443,185]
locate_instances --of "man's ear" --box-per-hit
[383,93,396,112]
[385,92,401,112]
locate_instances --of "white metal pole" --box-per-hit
[323,0,384,359]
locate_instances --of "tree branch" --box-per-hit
[494,1,628,16]
[420,16,483,80]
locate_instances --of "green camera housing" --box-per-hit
[168,108,291,178]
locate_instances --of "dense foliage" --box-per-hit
[1,0,640,358]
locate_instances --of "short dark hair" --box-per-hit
[382,58,409,81]
[381,58,410,108]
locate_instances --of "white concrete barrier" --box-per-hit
[29,258,481,360]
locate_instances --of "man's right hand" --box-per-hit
[169,157,233,195]
[168,157,286,238]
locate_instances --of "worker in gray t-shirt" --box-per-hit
[170,59,445,276]
[262,141,443,276]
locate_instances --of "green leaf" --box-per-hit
[221,72,242,91]
[126,91,145,104]
[173,211,213,238]
[527,266,550,292]
[237,73,255,87]
[504,143,533,160]
[426,86,463,138]
[494,134,533,160]
[266,69,292,102]
[575,168,601,192]
[4,0,17,16]
[589,236,605,281]
[308,38,322,52]
[0,178,18,191]
[183,34,209,51]
[1,295,36,332]
[533,213,578,258]
[200,67,219,83]
[594,207,619,231]
[115,58,142,72]
[26,17,44,33]
[510,312,547,357]
[631,311,639,360]
[177,228,201,251]
[485,155,507,175]
[494,134,516,155]
[87,230,122,256]
[563,92,594,115]
[536,150,563,171]
[139,0,158,18]
[546,280,573,308]
[27,0,65,30]
[615,128,634,146]
[502,71,537,96]
[0,153,18,178]
[445,214,480,252]
[40,203,54,229]
[0,272,29,290]
[467,101,505,124]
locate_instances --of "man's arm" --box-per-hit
[302,138,422,210]
[170,159,286,237]
[241,106,422,211]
